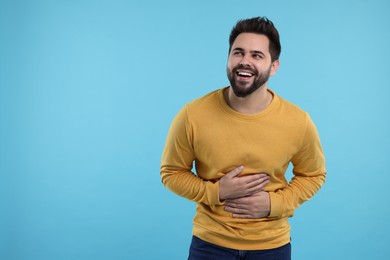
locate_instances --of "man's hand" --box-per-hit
[224,191,270,219]
[219,166,269,200]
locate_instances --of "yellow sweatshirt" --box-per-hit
[160,87,326,250]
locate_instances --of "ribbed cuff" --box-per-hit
[268,192,282,218]
[206,181,224,205]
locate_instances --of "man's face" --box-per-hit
[227,33,278,97]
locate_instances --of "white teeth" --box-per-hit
[237,71,253,77]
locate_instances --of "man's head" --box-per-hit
[229,17,281,62]
[227,17,281,98]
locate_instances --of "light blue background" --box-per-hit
[1,0,389,259]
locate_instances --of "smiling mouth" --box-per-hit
[236,70,255,79]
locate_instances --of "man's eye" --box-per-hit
[233,52,243,56]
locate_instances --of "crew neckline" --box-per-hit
[217,87,279,121]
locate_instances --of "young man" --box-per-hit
[160,17,326,260]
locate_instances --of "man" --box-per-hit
[160,17,326,260]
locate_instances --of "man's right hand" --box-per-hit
[219,166,270,200]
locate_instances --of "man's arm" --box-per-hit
[268,115,326,218]
[161,107,269,205]
[224,114,326,219]
[161,106,221,205]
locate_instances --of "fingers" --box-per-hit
[251,175,270,189]
[225,200,245,210]
[241,174,270,191]
[220,167,270,200]
[226,165,244,178]
[247,181,269,195]
[225,205,248,214]
[225,200,257,218]
[242,173,269,184]
[232,173,270,197]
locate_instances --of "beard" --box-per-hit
[227,64,272,98]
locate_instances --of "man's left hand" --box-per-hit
[224,191,270,218]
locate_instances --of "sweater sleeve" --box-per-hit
[268,113,326,218]
[160,106,223,206]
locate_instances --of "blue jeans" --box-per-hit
[188,236,291,260]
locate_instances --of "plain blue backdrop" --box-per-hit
[1,0,389,259]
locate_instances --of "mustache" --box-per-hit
[232,65,258,76]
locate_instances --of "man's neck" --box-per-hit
[224,86,273,114]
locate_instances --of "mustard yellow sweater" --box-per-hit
[161,87,326,250]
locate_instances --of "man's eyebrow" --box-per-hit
[232,48,265,56]
[251,50,265,56]
[232,47,245,52]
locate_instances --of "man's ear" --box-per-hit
[270,60,280,76]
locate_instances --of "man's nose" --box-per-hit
[239,54,251,66]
